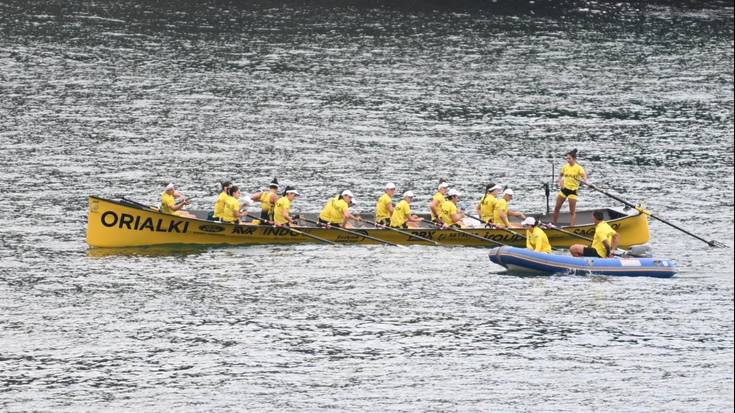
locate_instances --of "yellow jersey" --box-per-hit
[592,221,617,257]
[493,198,510,226]
[375,193,393,221]
[273,196,291,225]
[561,163,586,191]
[440,200,459,226]
[222,196,240,223]
[213,191,228,219]
[526,226,551,253]
[319,197,349,224]
[160,192,176,215]
[431,192,445,220]
[479,194,497,223]
[260,190,276,213]
[390,199,412,227]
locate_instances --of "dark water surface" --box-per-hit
[1,1,733,411]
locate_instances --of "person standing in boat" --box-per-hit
[375,182,397,226]
[251,178,279,223]
[570,210,620,258]
[552,149,589,226]
[439,189,465,228]
[160,183,196,219]
[522,217,551,253]
[493,188,526,228]
[273,186,300,226]
[318,190,361,228]
[477,183,501,226]
[390,191,424,229]
[222,185,246,224]
[211,180,232,222]
[430,180,451,223]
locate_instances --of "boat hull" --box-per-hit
[86,196,651,248]
[488,246,677,278]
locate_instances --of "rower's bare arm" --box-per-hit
[610,233,620,257]
[250,193,261,202]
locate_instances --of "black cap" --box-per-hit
[269,177,279,188]
[221,180,232,189]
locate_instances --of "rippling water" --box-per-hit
[1,1,733,411]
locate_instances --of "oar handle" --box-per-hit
[362,218,439,246]
[301,218,402,247]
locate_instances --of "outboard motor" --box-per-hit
[622,244,653,258]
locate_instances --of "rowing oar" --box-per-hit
[361,218,440,246]
[300,217,404,247]
[243,214,337,246]
[582,182,727,248]
[430,221,506,247]
[465,214,527,240]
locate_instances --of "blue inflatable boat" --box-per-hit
[488,246,677,278]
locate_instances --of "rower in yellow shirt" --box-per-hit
[318,190,360,228]
[273,186,300,226]
[439,189,464,228]
[521,217,551,253]
[251,178,279,223]
[477,183,501,225]
[492,188,526,228]
[375,182,397,225]
[552,149,588,226]
[430,181,451,223]
[221,186,245,224]
[570,210,620,258]
[212,180,232,221]
[160,183,195,219]
[390,191,424,229]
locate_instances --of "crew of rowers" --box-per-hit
[158,148,619,258]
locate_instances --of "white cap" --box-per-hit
[286,189,300,196]
[487,184,502,192]
[403,190,414,198]
[165,183,176,190]
[438,182,450,189]
[503,188,514,196]
[447,189,461,197]
[521,217,536,226]
[385,182,396,190]
[341,190,354,198]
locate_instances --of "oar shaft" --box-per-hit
[301,218,401,247]
[466,214,527,240]
[244,214,336,245]
[584,183,721,247]
[362,219,439,246]
[431,222,505,247]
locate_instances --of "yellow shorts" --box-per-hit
[559,187,578,200]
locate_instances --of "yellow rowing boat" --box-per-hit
[86,196,650,248]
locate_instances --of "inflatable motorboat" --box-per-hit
[488,246,677,278]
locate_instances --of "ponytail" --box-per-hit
[227,186,239,196]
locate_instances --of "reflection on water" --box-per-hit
[86,245,214,258]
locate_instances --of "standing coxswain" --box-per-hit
[251,178,279,223]
[552,149,588,226]
[439,189,464,228]
[492,188,526,228]
[390,191,424,229]
[273,186,300,226]
[160,183,196,219]
[430,180,451,223]
[318,190,361,228]
[375,182,397,226]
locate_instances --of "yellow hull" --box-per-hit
[86,196,650,248]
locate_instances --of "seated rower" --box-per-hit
[439,189,464,228]
[221,186,246,224]
[570,210,620,258]
[430,180,451,223]
[390,191,424,229]
[251,178,279,223]
[160,183,195,219]
[273,186,300,226]
[521,217,551,253]
[318,190,361,228]
[477,183,501,226]
[492,188,526,228]
[211,180,232,222]
[375,182,397,226]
